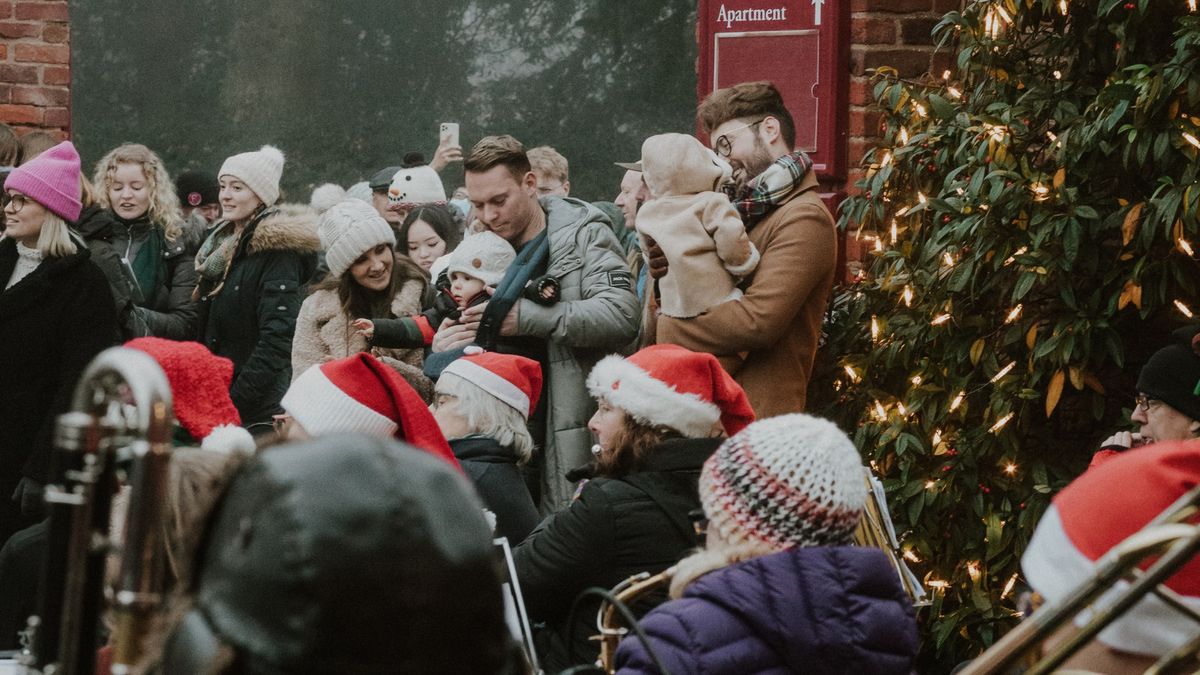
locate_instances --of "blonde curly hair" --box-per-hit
[92,143,184,241]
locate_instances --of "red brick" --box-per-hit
[0,63,39,83]
[0,1,12,18]
[932,0,960,11]
[848,137,882,165]
[12,85,67,107]
[0,44,6,60]
[852,46,934,78]
[14,43,69,64]
[851,17,896,44]
[41,22,66,43]
[0,104,41,124]
[14,2,67,22]
[0,20,38,38]
[931,51,954,76]
[42,105,68,128]
[899,17,941,44]
[850,76,874,106]
[852,0,932,12]
[0,84,10,103]
[42,65,68,85]
[849,108,883,137]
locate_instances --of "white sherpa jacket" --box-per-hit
[637,133,759,318]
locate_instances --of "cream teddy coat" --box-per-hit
[291,277,432,400]
[637,133,759,318]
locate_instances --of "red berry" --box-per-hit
[1019,502,1026,509]
[1123,2,1134,8]
[942,465,952,472]
[946,448,958,456]
[942,215,951,223]
[982,486,991,494]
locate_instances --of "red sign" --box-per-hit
[697,0,849,181]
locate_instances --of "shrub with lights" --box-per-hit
[823,0,1200,669]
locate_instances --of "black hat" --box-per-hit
[369,165,402,192]
[175,170,219,207]
[401,151,427,168]
[162,434,514,674]
[1137,326,1200,422]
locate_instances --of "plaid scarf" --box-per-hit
[727,151,814,229]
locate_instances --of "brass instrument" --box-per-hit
[23,347,174,675]
[594,568,674,674]
[855,468,928,606]
[961,484,1200,675]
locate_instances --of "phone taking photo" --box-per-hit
[440,122,460,147]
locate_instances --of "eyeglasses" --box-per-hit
[1135,394,1161,412]
[1,193,29,213]
[714,118,765,158]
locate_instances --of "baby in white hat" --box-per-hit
[354,231,538,345]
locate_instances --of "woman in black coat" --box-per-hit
[512,345,755,672]
[85,143,199,339]
[195,146,319,432]
[0,141,118,544]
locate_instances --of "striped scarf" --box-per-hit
[727,151,814,229]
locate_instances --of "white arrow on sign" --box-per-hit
[813,0,824,25]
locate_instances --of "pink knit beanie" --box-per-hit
[3,140,82,221]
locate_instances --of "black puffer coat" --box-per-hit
[197,205,320,429]
[451,435,540,544]
[74,208,199,339]
[513,436,718,672]
[0,238,117,541]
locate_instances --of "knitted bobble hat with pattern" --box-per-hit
[318,199,396,279]
[700,414,866,551]
[219,145,285,206]
[445,231,515,288]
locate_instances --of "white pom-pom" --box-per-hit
[259,144,285,165]
[482,509,497,533]
[309,183,346,215]
[202,424,256,455]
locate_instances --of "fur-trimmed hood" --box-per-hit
[247,204,321,256]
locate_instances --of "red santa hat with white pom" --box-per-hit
[124,337,256,455]
[586,344,755,438]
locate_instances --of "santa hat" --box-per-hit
[123,337,255,455]
[442,347,542,419]
[1022,440,1200,657]
[700,414,865,551]
[281,353,460,471]
[586,344,754,438]
[387,165,447,208]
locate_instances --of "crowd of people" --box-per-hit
[0,76,1196,674]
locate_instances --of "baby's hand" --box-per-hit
[351,318,375,339]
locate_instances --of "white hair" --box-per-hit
[436,371,534,462]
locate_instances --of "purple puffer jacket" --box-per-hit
[614,546,918,675]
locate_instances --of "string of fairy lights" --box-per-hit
[847,0,1200,597]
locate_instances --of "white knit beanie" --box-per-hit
[219,145,285,206]
[700,414,866,551]
[445,231,515,287]
[387,166,447,207]
[310,183,346,216]
[318,199,397,279]
[345,181,373,204]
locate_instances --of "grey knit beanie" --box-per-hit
[318,199,396,278]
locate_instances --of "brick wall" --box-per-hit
[0,0,70,139]
[843,0,959,196]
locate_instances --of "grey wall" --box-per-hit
[70,0,698,203]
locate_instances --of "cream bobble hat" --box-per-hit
[318,199,397,279]
[445,231,515,287]
[219,145,285,206]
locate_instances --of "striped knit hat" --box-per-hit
[700,414,865,550]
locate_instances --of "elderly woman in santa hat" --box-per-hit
[513,344,755,672]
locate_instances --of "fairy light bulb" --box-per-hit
[943,251,956,266]
[1179,239,1195,256]
[1059,0,1068,14]
[1002,573,1019,599]
[928,579,949,590]
[989,412,1015,433]
[1004,304,1023,324]
[967,562,981,581]
[874,401,888,420]
[947,86,962,99]
[1004,462,1018,475]
[949,392,965,411]
[905,549,922,562]
[1175,300,1195,318]
[897,402,908,416]
[913,102,927,118]
[990,361,1017,383]
[871,316,881,341]
[844,365,861,383]
[1184,132,1200,150]
[917,192,928,205]
[880,150,893,167]
[931,314,951,326]
[911,375,923,385]
[902,285,914,307]
[897,127,909,145]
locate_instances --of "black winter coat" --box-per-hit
[513,436,718,672]
[197,206,320,429]
[452,435,540,545]
[74,208,199,339]
[0,239,117,541]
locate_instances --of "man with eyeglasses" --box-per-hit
[528,145,571,197]
[1092,326,1200,467]
[650,80,835,417]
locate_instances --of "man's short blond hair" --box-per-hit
[527,146,569,183]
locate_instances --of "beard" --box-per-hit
[732,138,777,191]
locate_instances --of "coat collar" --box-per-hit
[450,434,521,464]
[640,436,723,473]
[0,238,90,317]
[230,204,321,258]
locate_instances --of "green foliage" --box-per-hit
[821,0,1200,670]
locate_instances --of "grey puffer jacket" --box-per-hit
[517,197,641,512]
